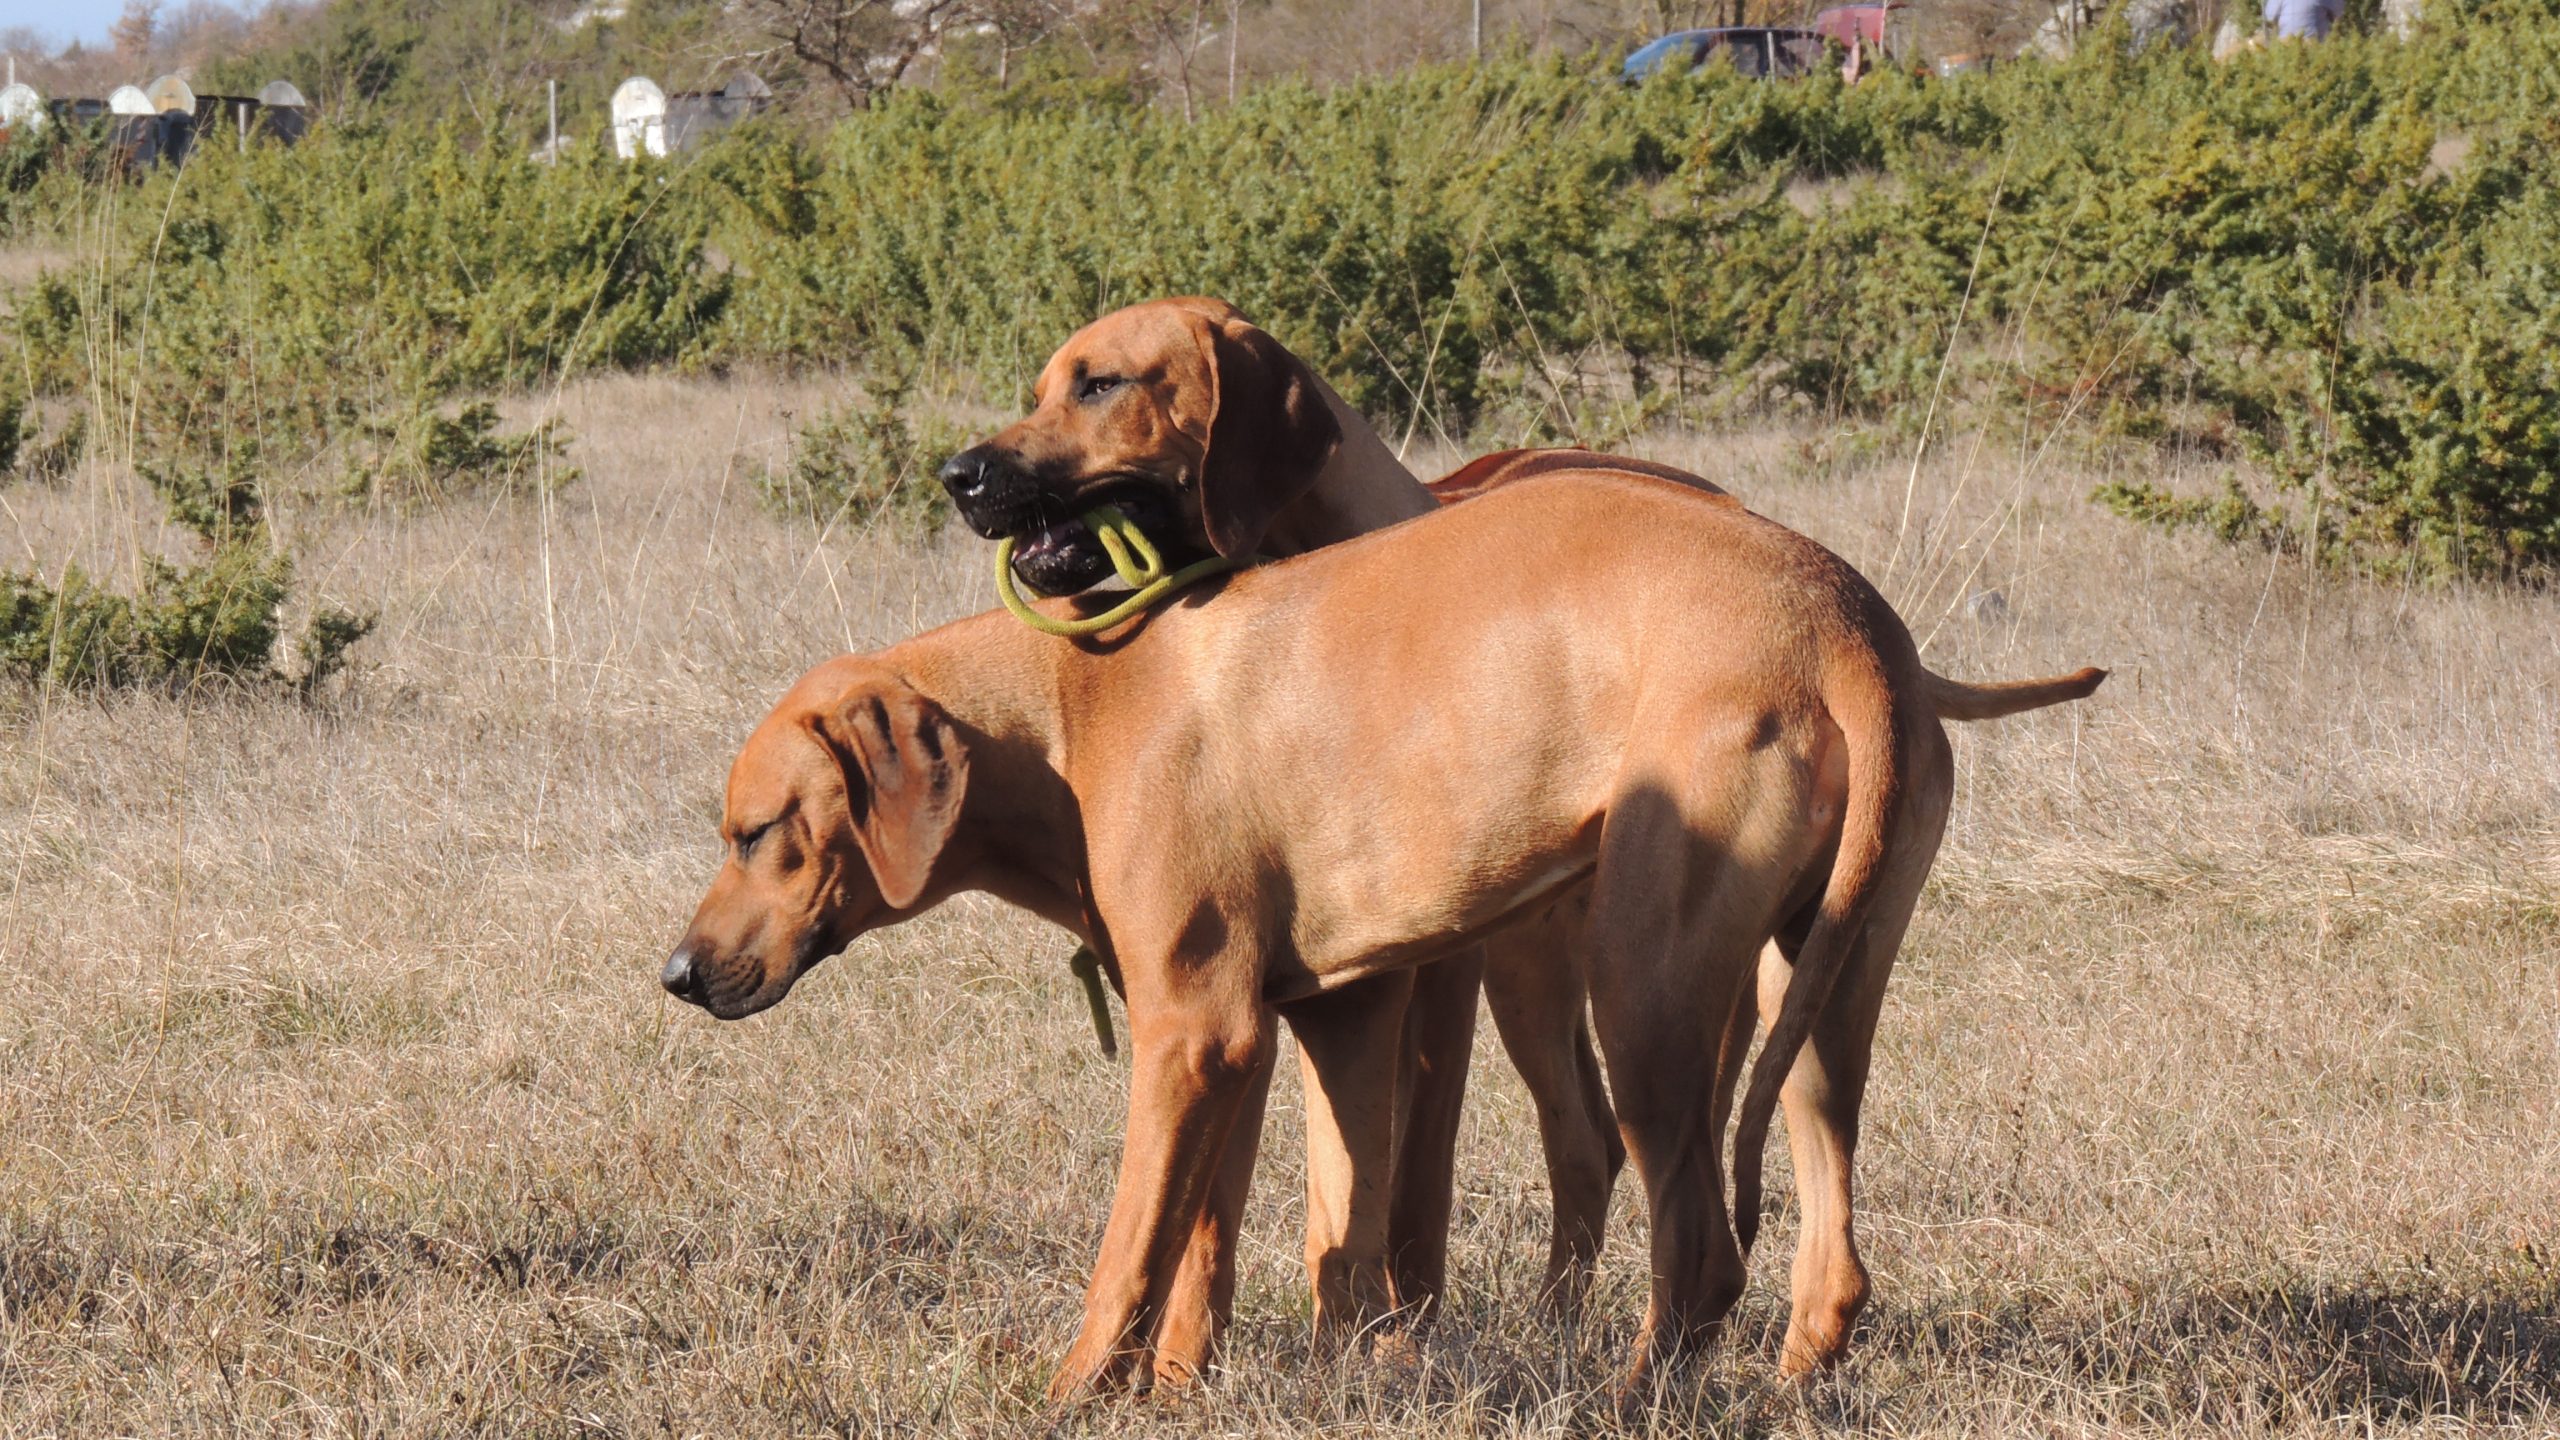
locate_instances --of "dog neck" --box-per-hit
[1255,378,1437,557]
[885,626,1104,944]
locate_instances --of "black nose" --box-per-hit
[661,946,701,999]
[938,447,1002,505]
[938,445,1037,537]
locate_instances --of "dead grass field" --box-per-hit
[2,372,2554,1437]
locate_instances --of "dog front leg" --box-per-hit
[1385,948,1481,1318]
[1148,1040,1273,1388]
[1049,1000,1275,1402]
[1482,911,1619,1317]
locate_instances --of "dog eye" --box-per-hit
[1076,375,1123,403]
[734,820,778,860]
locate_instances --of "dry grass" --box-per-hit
[0,246,73,300]
[2,373,2554,1437]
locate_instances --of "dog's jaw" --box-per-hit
[990,480,1206,597]
[1009,515,1117,596]
[669,919,846,1020]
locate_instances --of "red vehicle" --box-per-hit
[1813,3,1899,47]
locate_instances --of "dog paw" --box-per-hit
[1045,1347,1143,1404]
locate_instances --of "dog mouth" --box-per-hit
[680,924,844,1020]
[1009,510,1100,566]
[1004,481,1200,598]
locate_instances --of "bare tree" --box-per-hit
[1103,0,1216,118]
[977,0,1078,86]
[742,0,982,108]
[1168,0,1209,119]
[157,0,258,74]
[109,0,160,66]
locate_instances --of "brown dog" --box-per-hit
[935,298,2072,1373]
[938,300,1672,1329]
[664,470,2103,1398]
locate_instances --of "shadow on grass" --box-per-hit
[6,1205,2553,1431]
[1270,1268,2560,1434]
[1806,1273,2560,1431]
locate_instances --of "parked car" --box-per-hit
[1621,26,1833,82]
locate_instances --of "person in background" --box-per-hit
[2264,0,2342,38]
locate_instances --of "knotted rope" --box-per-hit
[993,505,1245,639]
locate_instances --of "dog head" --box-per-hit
[662,660,970,1020]
[938,297,1342,596]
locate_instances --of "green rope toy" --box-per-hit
[994,504,1243,639]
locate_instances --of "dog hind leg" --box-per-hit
[1765,733,1948,1378]
[1580,774,1807,1395]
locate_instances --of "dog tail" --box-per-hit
[1728,661,1906,1258]
[1928,666,2107,722]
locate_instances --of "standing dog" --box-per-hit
[935,297,2089,1376]
[664,470,2103,1398]
[938,300,1671,1330]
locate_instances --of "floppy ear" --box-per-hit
[807,681,970,910]
[1195,316,1344,559]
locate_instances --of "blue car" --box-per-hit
[1622,27,1832,82]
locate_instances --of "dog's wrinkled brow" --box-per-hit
[1032,362,1071,408]
[723,798,795,846]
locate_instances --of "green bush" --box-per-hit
[757,375,959,533]
[1,542,373,694]
[5,546,269,690]
[4,416,371,694]
[7,13,2558,574]
[346,401,577,508]
[691,41,2560,571]
[2204,142,2560,572]
[0,386,23,474]
[142,456,266,543]
[0,123,63,234]
[17,127,723,480]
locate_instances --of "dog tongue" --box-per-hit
[1015,515,1088,559]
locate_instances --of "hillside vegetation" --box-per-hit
[9,7,2560,582]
